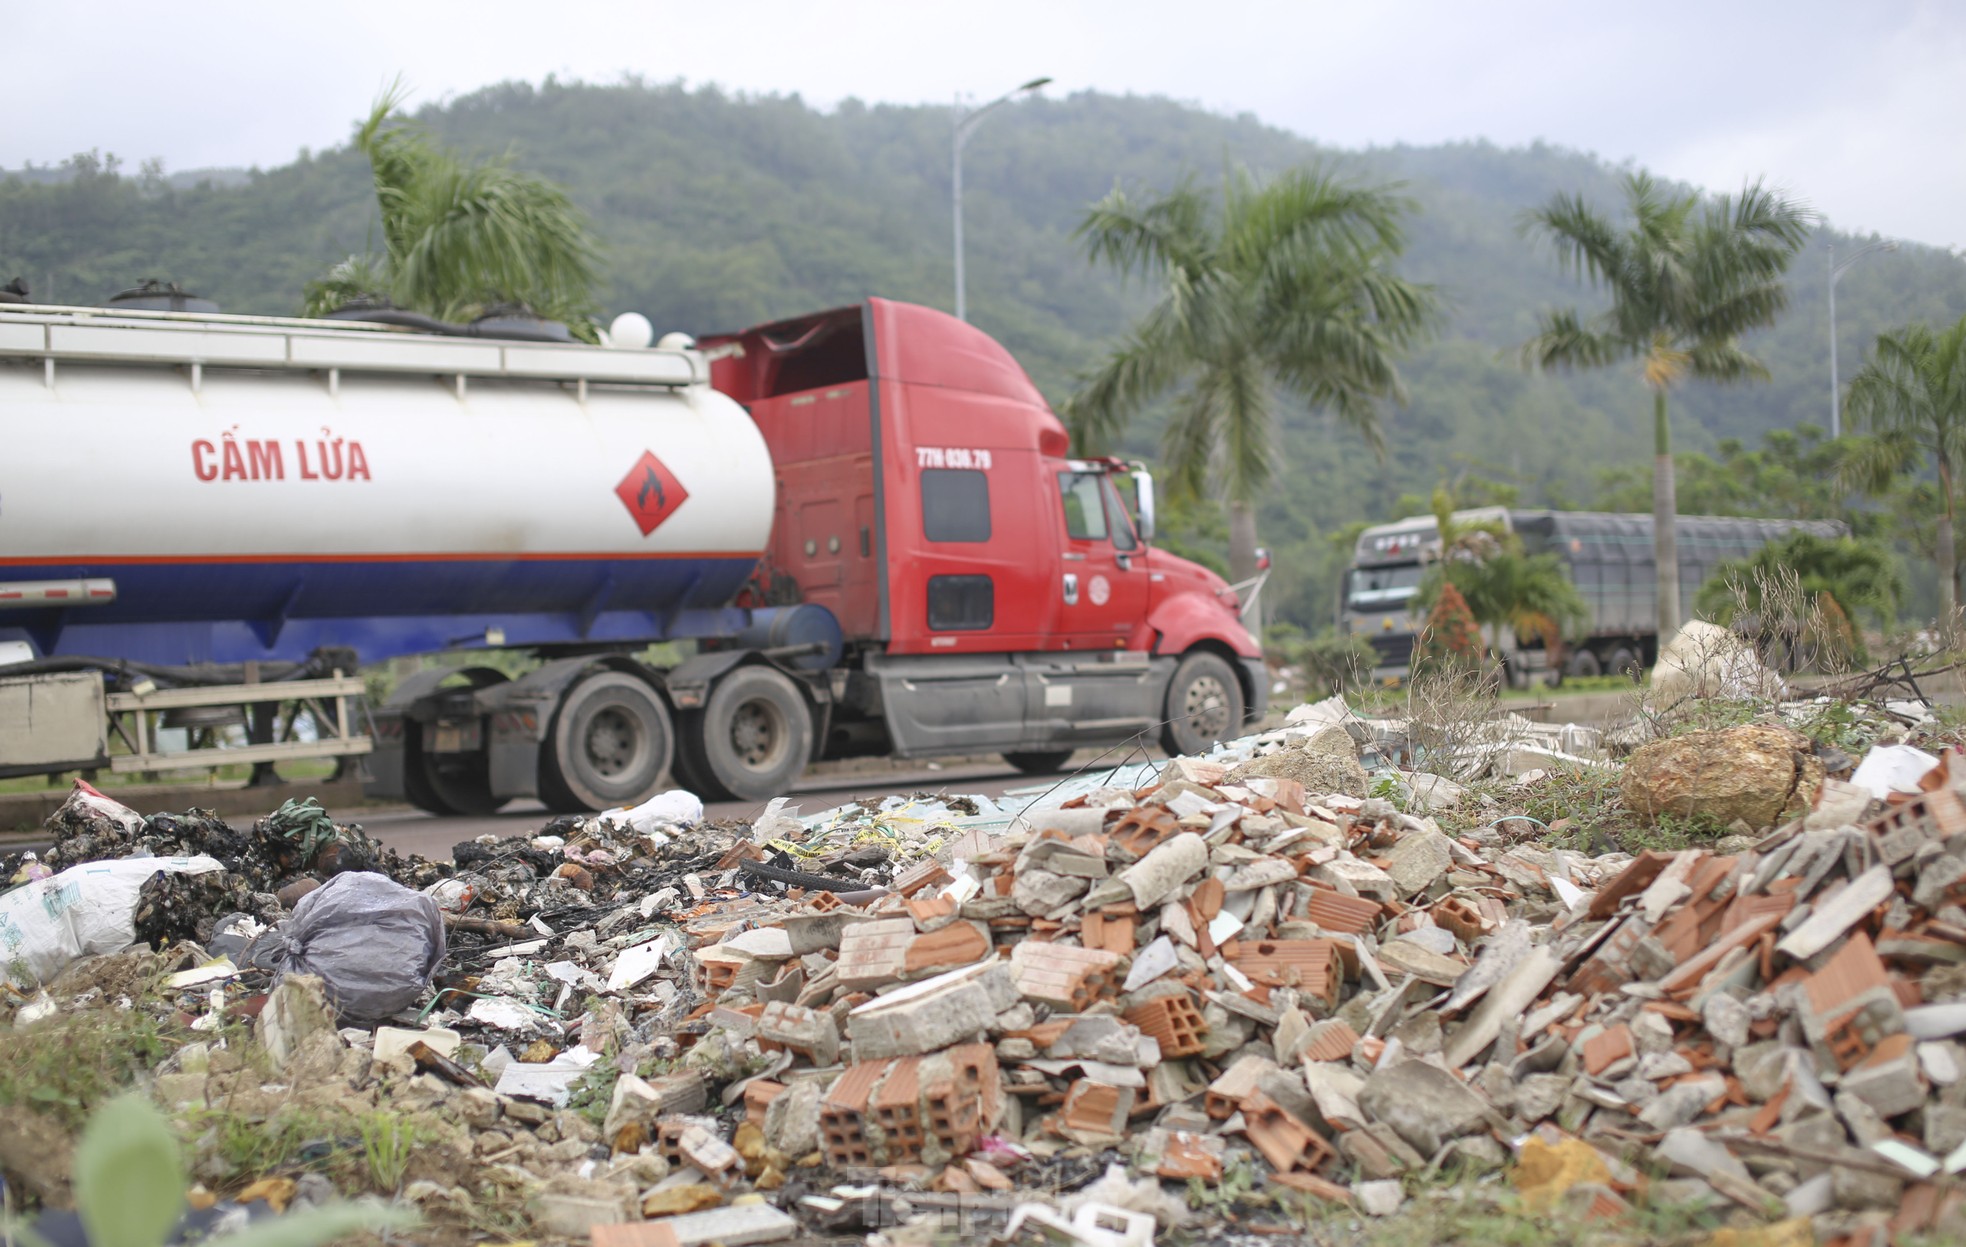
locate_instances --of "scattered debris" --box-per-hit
[8,668,1966,1246]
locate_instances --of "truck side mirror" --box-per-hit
[1130,468,1156,541]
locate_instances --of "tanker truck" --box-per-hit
[0,295,1264,812]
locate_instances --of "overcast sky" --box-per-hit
[8,0,1960,249]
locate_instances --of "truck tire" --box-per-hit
[420,750,507,817]
[540,672,675,812]
[1161,652,1244,758]
[1566,649,1602,679]
[1608,645,1642,680]
[1003,749,1075,776]
[690,666,812,803]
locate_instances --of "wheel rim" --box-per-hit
[729,698,789,770]
[583,706,647,780]
[1182,674,1231,739]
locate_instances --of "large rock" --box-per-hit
[1621,724,1822,830]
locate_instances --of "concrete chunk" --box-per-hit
[846,960,1012,1059]
[1357,1059,1490,1155]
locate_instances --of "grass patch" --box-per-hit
[0,1007,185,1128]
[1280,1174,1740,1247]
[198,1104,352,1181]
[190,1103,441,1197]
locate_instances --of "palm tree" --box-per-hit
[304,87,601,336]
[1066,168,1437,598]
[1522,173,1810,640]
[1843,314,1966,616]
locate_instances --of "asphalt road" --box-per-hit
[331,761,1085,862]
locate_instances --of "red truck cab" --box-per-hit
[706,298,1264,769]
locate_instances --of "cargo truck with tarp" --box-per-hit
[1339,508,1846,686]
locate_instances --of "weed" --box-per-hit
[565,1062,621,1129]
[0,1093,411,1247]
[195,1105,351,1182]
[1618,812,1732,853]
[1282,1172,1742,1247]
[1185,1158,1265,1215]
[0,1008,184,1129]
[356,1110,422,1193]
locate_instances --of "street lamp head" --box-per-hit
[1019,77,1053,92]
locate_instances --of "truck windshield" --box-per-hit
[1347,563,1423,608]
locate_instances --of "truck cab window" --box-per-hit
[1100,476,1138,552]
[921,469,991,541]
[1058,472,1108,541]
[926,574,994,630]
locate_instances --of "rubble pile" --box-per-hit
[6,691,1966,1245]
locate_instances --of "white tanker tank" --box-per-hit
[0,302,814,811]
[0,304,776,664]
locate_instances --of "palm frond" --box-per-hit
[1686,278,1789,345]
[1063,308,1187,454]
[1520,309,1629,372]
[1074,180,1212,281]
[300,253,389,317]
[1158,372,1225,501]
[1684,339,1770,385]
[323,85,601,334]
[1839,428,1921,496]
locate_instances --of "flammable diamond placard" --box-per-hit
[614,450,690,536]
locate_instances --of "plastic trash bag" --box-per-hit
[604,789,704,835]
[0,855,225,987]
[247,871,446,1021]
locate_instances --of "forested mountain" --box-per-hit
[6,79,1963,628]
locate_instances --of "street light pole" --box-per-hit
[1828,238,1898,439]
[952,76,1050,323]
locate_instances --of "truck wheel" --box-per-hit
[1003,750,1074,776]
[420,750,507,817]
[1160,652,1244,758]
[402,733,461,816]
[1566,649,1602,679]
[541,672,675,812]
[1608,646,1642,681]
[692,666,812,803]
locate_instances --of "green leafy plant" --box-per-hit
[565,1062,621,1129]
[2,1094,413,1247]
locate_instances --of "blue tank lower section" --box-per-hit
[0,554,761,666]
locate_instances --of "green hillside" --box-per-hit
[6,79,1963,628]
